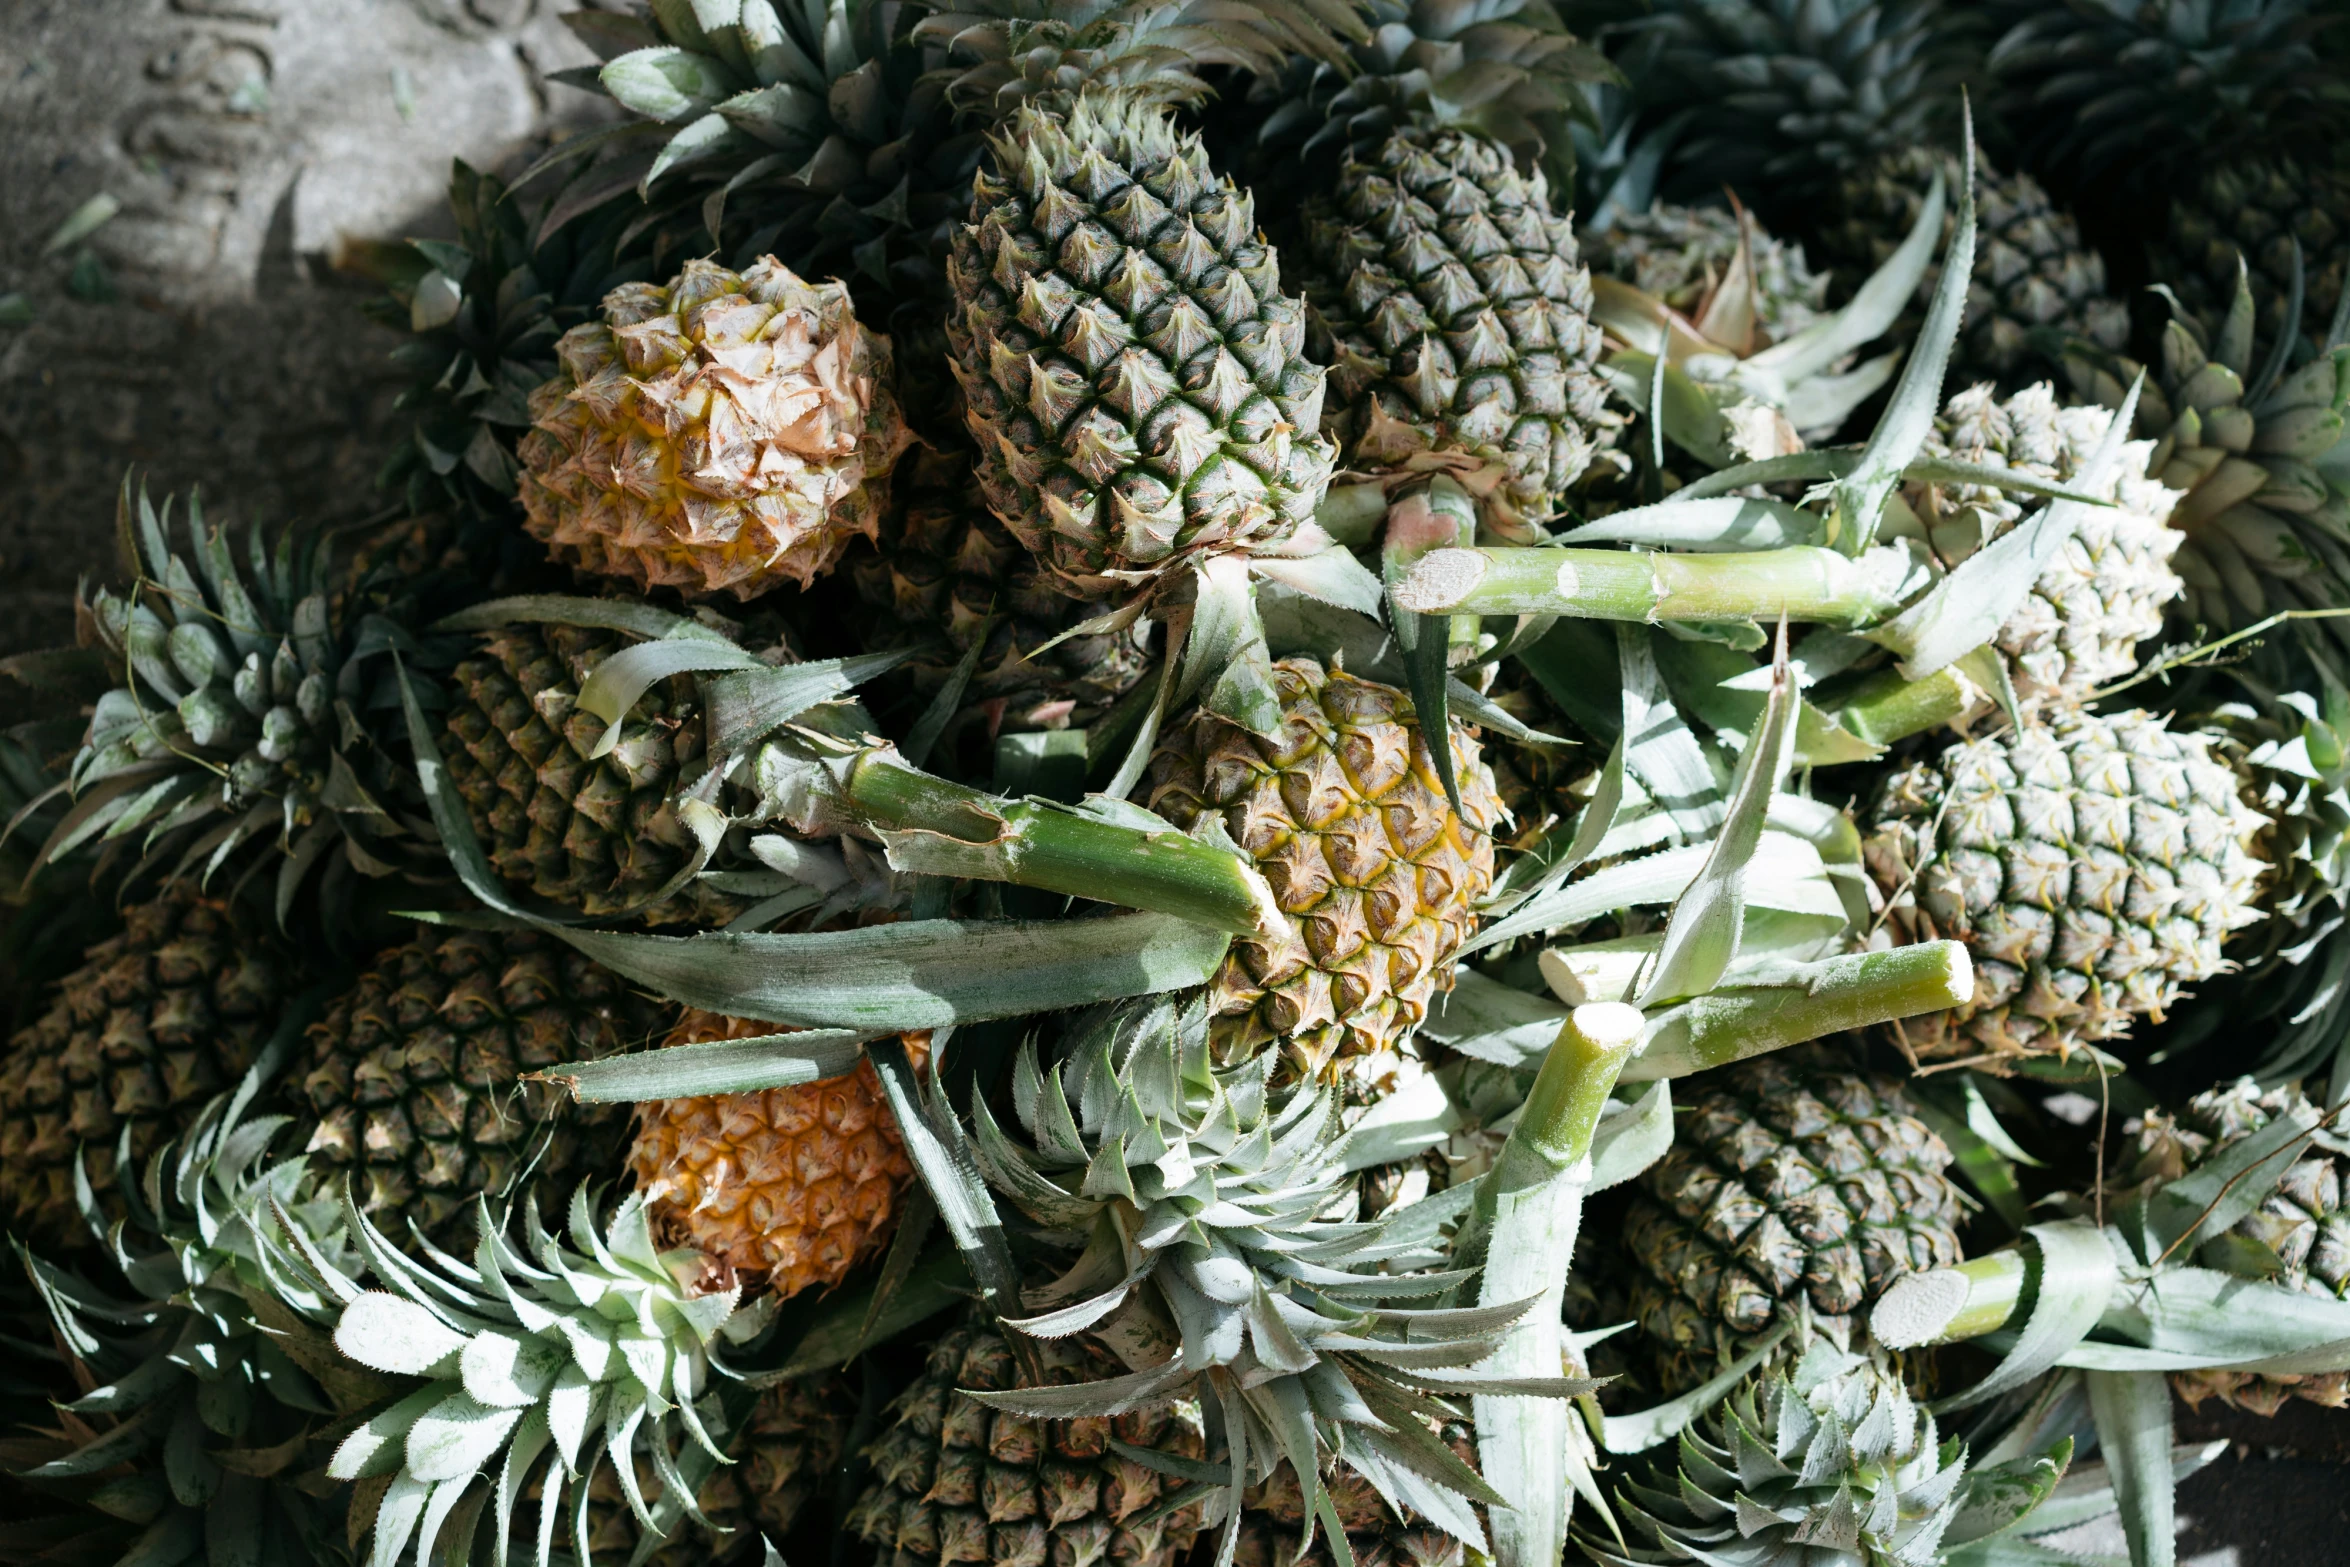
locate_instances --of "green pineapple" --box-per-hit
[1862,708,2269,1070]
[1618,1051,1966,1394]
[1585,198,1835,352]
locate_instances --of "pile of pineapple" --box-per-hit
[6,2,2350,1565]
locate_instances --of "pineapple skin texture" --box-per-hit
[946,97,1337,600]
[630,1011,922,1300]
[518,256,913,601]
[0,887,286,1247]
[1621,1054,1966,1394]
[290,925,666,1249]
[1865,710,2269,1069]
[1140,657,1500,1096]
[846,1317,1207,1567]
[2125,1077,2350,1416]
[1302,127,1613,531]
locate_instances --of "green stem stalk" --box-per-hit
[1870,1251,2030,1348]
[842,754,1285,939]
[1389,545,1918,627]
[1623,940,1973,1081]
[1827,663,1986,747]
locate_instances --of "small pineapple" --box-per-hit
[441,620,754,925]
[1864,709,2269,1069]
[1300,127,1614,532]
[288,923,669,1248]
[2121,1077,2350,1415]
[1235,1433,1478,1567]
[1585,198,1835,351]
[629,1010,923,1300]
[1137,656,1501,1094]
[516,256,914,600]
[0,884,288,1246]
[1883,382,2184,709]
[1620,1051,1966,1394]
[844,1315,1208,1567]
[1480,659,1598,855]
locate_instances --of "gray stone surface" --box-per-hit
[0,0,606,655]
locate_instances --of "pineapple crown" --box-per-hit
[307,1184,772,1567]
[559,0,979,322]
[961,993,1592,1567]
[50,481,441,923]
[1986,0,2350,191]
[1583,1334,1980,1567]
[12,1080,385,1559]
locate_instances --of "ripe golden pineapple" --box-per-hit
[1137,656,1500,1095]
[0,886,287,1246]
[845,1314,1207,1567]
[629,1011,923,1299]
[289,924,668,1247]
[441,621,749,925]
[517,256,913,600]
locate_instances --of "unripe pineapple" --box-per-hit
[946,96,1338,601]
[569,1375,858,1564]
[1301,127,1613,532]
[441,621,749,925]
[1137,656,1501,1095]
[1480,660,1599,856]
[517,256,913,600]
[2122,1077,2350,1415]
[1864,710,2269,1069]
[1236,1423,1477,1567]
[0,885,288,1246]
[846,447,1153,747]
[844,1315,1208,1567]
[289,924,668,1248]
[1620,1051,1966,1394]
[2158,155,2349,349]
[1886,383,2184,709]
[630,1011,922,1300]
[1585,199,1834,352]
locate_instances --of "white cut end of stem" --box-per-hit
[1871,1268,1971,1349]
[1391,548,1487,612]
[1555,557,1580,602]
[1932,940,1974,1007]
[1539,945,1647,1006]
[1570,1001,1646,1050]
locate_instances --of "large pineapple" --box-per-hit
[2121,1077,2350,1415]
[2064,266,2350,648]
[1137,656,1501,1094]
[1620,1051,1966,1394]
[844,1315,1208,1567]
[946,95,1339,600]
[1863,709,2269,1069]
[516,256,914,600]
[289,923,669,1248]
[1299,126,1614,532]
[1616,0,2126,389]
[0,884,288,1246]
[629,1010,922,1300]
[1883,382,2184,709]
[441,620,753,925]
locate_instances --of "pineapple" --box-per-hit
[1578,1334,1988,1566]
[440,619,760,925]
[629,1010,923,1300]
[1585,199,1835,351]
[515,256,914,600]
[844,1315,1209,1567]
[1480,658,1599,855]
[1881,382,2185,710]
[1298,126,1615,532]
[2120,1077,2350,1415]
[1616,0,2127,389]
[1137,656,1502,1094]
[288,923,670,1249]
[2063,264,2350,649]
[1986,0,2349,344]
[0,884,288,1247]
[844,446,1154,757]
[946,94,1339,600]
[1235,1429,1478,1567]
[1863,709,2269,1070]
[1619,1050,1966,1394]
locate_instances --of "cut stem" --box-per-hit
[1390,545,1920,627]
[841,753,1286,939]
[1826,663,1986,747]
[1623,940,1973,1081]
[1870,1251,2030,1348]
